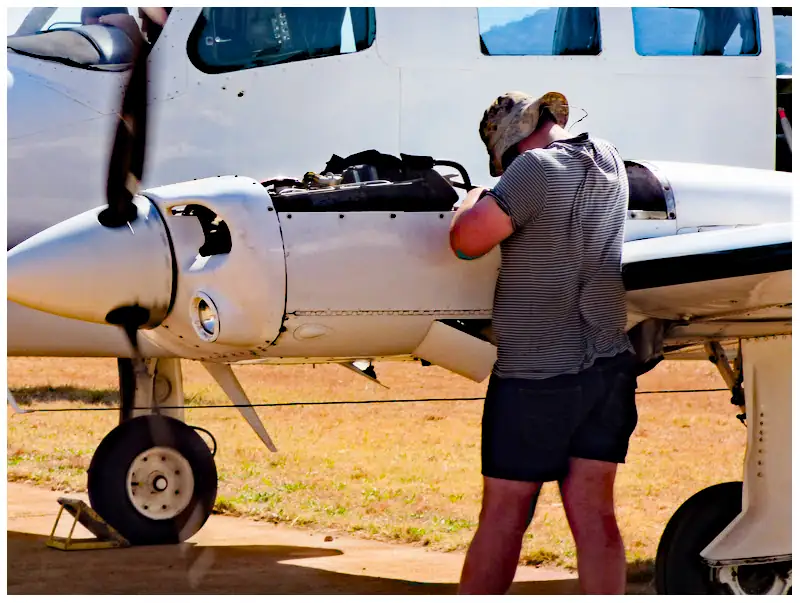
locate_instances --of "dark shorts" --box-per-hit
[481,351,639,483]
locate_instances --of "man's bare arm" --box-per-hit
[449,189,513,260]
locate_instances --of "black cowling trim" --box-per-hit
[623,241,791,291]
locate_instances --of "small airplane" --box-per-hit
[6,7,792,595]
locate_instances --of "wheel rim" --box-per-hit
[125,446,195,520]
[716,563,792,595]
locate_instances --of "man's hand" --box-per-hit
[139,7,169,27]
[449,188,513,260]
[99,13,145,48]
[452,186,488,222]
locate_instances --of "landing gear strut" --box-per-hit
[655,482,791,594]
[86,357,218,546]
[655,336,792,594]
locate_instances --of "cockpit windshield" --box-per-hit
[6,7,167,70]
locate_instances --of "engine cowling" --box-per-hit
[140,176,287,358]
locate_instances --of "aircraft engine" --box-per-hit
[7,176,288,358]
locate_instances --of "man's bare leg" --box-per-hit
[458,476,541,594]
[559,457,626,594]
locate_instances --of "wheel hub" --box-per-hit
[126,446,194,520]
[716,562,792,595]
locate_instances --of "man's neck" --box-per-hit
[519,124,573,152]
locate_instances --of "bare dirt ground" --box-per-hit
[7,482,654,595]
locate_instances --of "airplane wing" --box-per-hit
[622,222,791,346]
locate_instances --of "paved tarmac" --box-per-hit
[8,482,608,595]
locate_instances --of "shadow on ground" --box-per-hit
[10,386,212,407]
[8,531,654,595]
[10,386,120,405]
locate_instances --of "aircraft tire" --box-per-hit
[87,414,217,546]
[654,481,743,594]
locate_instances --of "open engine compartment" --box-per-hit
[263,149,675,219]
[264,150,463,213]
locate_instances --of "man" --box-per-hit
[449,91,638,595]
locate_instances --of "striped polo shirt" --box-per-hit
[488,132,633,380]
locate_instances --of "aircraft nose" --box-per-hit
[7,197,175,327]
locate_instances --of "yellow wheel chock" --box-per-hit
[46,497,130,551]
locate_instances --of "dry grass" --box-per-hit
[7,357,745,574]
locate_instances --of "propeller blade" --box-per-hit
[99,37,150,228]
[99,34,159,336]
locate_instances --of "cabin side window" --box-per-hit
[187,7,376,74]
[477,7,601,56]
[631,7,761,56]
[773,9,791,75]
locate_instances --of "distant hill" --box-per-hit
[481,8,559,55]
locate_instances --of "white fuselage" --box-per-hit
[6,7,785,357]
[8,159,792,379]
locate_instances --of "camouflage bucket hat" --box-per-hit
[479,91,569,177]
